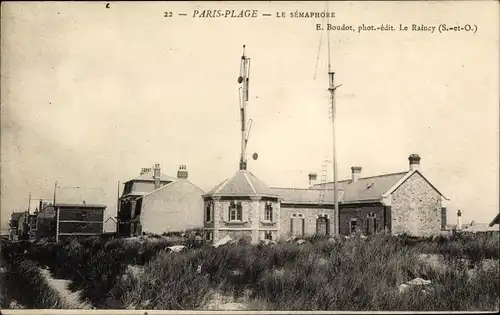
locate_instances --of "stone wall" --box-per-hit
[338,204,385,235]
[391,172,442,236]
[279,206,335,239]
[210,197,279,244]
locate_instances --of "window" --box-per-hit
[205,202,212,222]
[350,219,357,234]
[290,213,305,236]
[205,231,212,241]
[265,231,272,240]
[229,201,242,221]
[265,202,273,221]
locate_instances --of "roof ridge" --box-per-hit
[270,187,336,191]
[243,172,257,194]
[317,171,408,185]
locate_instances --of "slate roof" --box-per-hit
[270,188,342,204]
[139,178,205,199]
[55,186,107,207]
[127,170,177,183]
[204,170,280,198]
[309,171,407,203]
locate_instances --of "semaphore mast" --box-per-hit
[238,45,253,170]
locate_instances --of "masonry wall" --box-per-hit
[208,198,279,244]
[140,180,204,234]
[279,205,335,239]
[391,172,442,236]
[338,204,385,236]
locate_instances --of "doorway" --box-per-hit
[316,215,329,236]
[366,212,377,235]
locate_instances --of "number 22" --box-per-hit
[164,12,173,17]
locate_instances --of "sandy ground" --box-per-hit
[202,290,249,311]
[39,268,93,309]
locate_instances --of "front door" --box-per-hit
[366,213,377,235]
[316,216,329,236]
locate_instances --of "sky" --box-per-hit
[1,1,499,229]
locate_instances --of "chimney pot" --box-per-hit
[351,166,362,182]
[177,165,188,179]
[308,172,318,187]
[409,154,421,171]
[153,164,161,189]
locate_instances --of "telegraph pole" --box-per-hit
[326,2,342,236]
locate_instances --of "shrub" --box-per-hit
[2,257,68,309]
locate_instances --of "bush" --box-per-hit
[1,257,68,309]
[1,233,498,311]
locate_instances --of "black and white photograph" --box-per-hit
[1,1,499,313]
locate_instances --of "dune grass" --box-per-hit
[1,231,498,311]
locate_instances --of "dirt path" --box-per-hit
[39,268,93,309]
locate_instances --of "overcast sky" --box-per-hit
[1,1,498,229]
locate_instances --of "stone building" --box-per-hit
[203,169,281,244]
[203,153,448,242]
[117,164,177,236]
[299,153,449,237]
[118,165,204,236]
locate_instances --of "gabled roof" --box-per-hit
[126,170,177,183]
[311,171,407,202]
[490,212,500,227]
[55,186,107,207]
[381,169,448,199]
[138,178,205,199]
[105,216,117,223]
[204,170,280,198]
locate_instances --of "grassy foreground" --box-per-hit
[1,232,499,311]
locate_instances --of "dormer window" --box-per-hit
[229,201,242,221]
[265,202,273,221]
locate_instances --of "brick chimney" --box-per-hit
[408,154,421,171]
[351,166,362,183]
[177,165,188,179]
[308,172,318,187]
[153,164,161,189]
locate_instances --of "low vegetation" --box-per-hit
[1,231,498,311]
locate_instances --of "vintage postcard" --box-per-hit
[1,1,499,314]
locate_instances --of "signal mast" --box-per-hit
[237,45,253,170]
[315,2,342,236]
